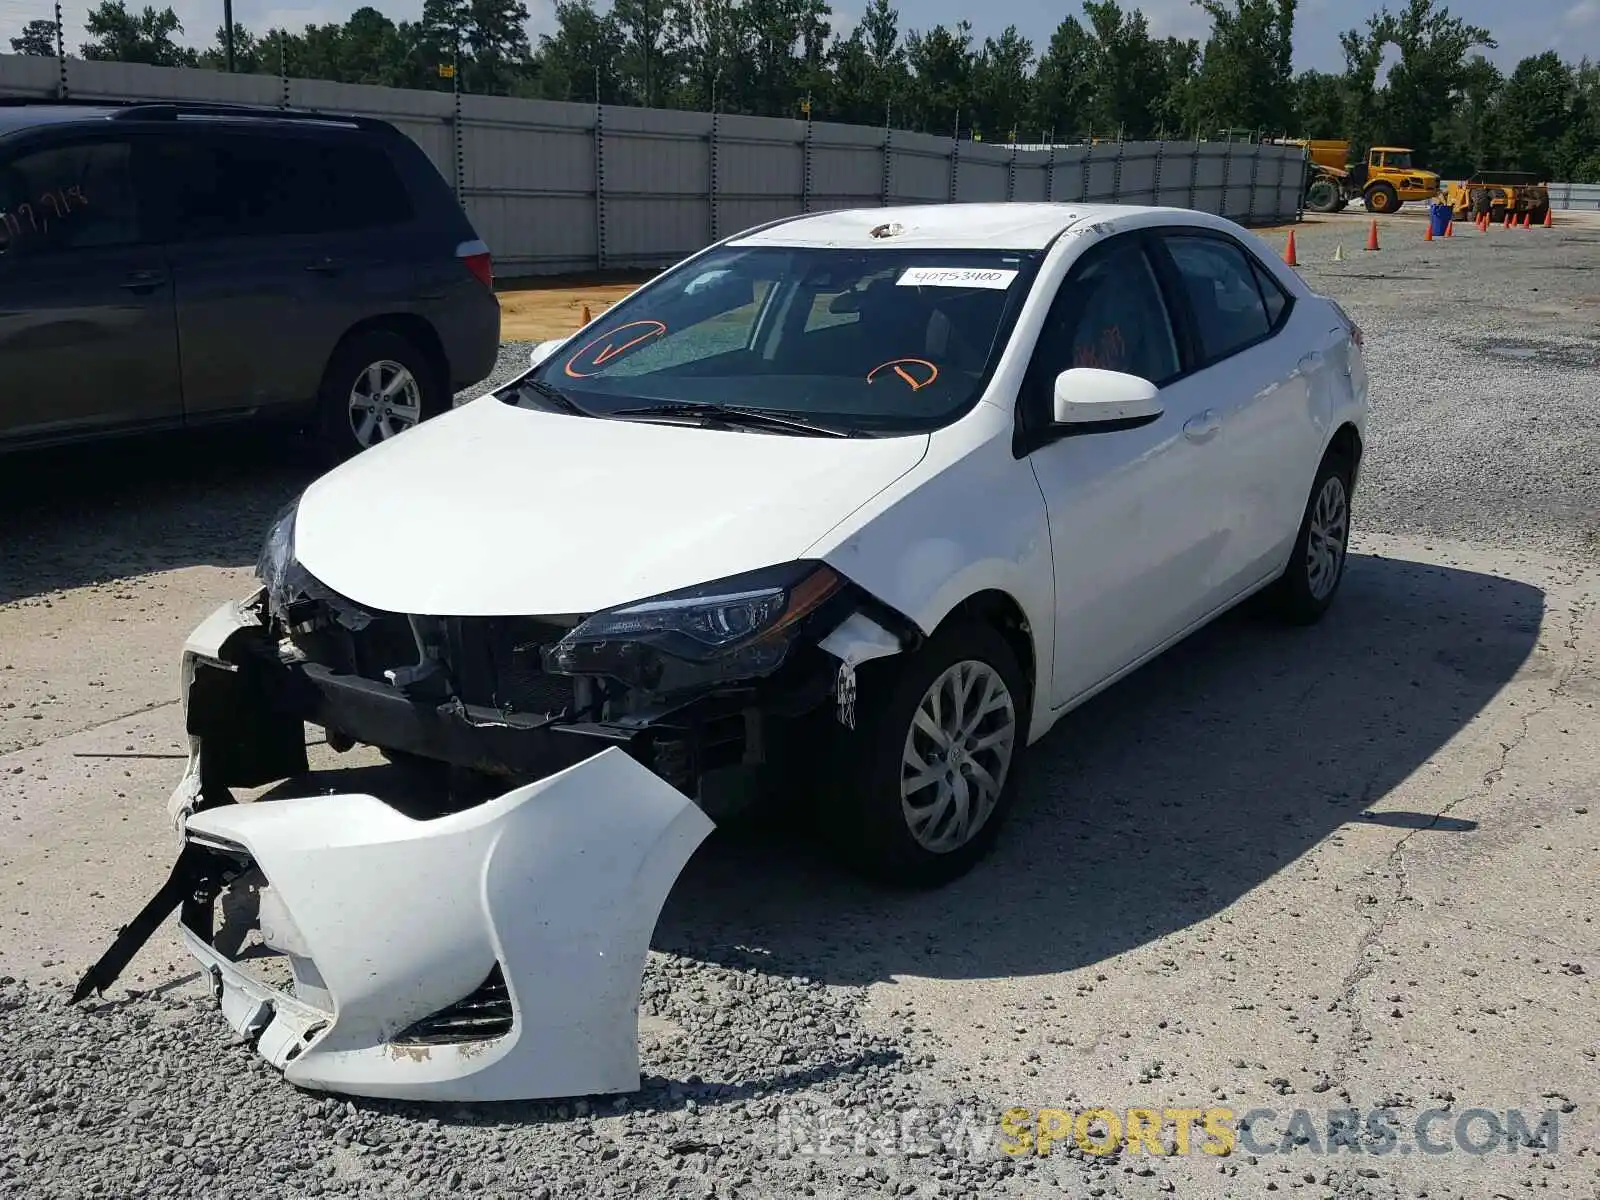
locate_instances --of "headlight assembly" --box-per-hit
[255,499,301,614]
[544,561,846,692]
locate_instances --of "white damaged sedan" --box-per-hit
[76,202,1366,1101]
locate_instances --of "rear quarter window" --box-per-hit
[157,131,413,241]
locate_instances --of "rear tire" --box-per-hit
[1268,450,1354,625]
[315,329,445,462]
[817,619,1028,888]
[1305,177,1340,213]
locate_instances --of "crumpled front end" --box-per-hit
[170,746,711,1102]
[76,496,922,1101]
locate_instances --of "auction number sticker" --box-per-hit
[897,266,1018,289]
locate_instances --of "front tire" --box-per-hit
[1365,182,1398,213]
[1270,451,1353,624]
[315,329,444,462]
[819,620,1027,887]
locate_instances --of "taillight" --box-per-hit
[456,239,493,289]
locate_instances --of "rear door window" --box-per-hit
[158,131,412,241]
[1162,235,1273,364]
[0,138,142,257]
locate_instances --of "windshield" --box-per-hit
[1380,151,1414,169]
[518,244,1041,434]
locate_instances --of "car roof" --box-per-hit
[0,104,123,134]
[728,203,1223,251]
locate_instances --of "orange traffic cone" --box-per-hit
[1424,222,1434,241]
[1544,207,1554,228]
[1365,219,1381,251]
[580,303,592,325]
[1520,211,1530,228]
[1444,218,1454,237]
[1283,230,1299,266]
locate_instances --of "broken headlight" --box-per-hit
[256,499,301,615]
[543,561,844,692]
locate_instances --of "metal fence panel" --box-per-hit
[0,54,1314,276]
[1549,182,1600,211]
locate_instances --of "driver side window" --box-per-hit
[1032,237,1181,387]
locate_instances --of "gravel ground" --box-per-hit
[2,209,1598,1200]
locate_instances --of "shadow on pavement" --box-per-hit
[0,428,318,606]
[654,551,1544,983]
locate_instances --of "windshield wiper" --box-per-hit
[511,377,593,417]
[609,401,862,438]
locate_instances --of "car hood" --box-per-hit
[292,398,930,616]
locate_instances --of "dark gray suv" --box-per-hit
[0,101,500,458]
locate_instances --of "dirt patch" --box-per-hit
[496,270,660,342]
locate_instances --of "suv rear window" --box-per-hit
[157,132,412,240]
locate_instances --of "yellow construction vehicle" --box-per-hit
[1442,172,1551,225]
[1275,139,1441,213]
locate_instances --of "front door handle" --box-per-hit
[120,270,166,293]
[1182,409,1222,443]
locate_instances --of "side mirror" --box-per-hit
[1052,367,1163,429]
[529,338,568,369]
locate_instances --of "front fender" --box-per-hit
[811,414,1057,741]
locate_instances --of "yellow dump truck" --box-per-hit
[1279,139,1442,213]
[1442,172,1551,225]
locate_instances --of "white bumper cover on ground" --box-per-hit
[184,746,714,1102]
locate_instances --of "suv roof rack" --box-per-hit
[105,101,386,131]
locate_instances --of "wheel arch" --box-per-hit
[935,588,1038,718]
[322,314,451,404]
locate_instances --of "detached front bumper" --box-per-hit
[172,746,712,1102]
[89,595,718,1102]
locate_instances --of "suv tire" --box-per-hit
[316,329,445,460]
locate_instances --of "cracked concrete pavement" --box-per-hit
[3,213,1599,1198]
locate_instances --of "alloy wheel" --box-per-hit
[348,360,423,447]
[900,660,1018,854]
[1306,474,1349,601]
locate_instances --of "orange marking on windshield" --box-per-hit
[867,358,939,391]
[563,320,667,378]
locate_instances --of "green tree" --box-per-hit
[968,26,1033,141]
[904,21,973,134]
[1496,52,1573,180]
[1373,0,1494,162]
[10,19,59,55]
[1189,0,1296,135]
[81,1,197,66]
[536,0,627,103]
[1292,69,1349,138]
[1031,15,1096,140]
[197,23,264,73]
[1079,1,1165,139]
[1428,53,1500,176]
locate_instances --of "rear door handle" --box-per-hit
[1182,409,1222,442]
[120,270,166,293]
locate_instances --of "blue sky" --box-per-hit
[34,0,1589,73]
